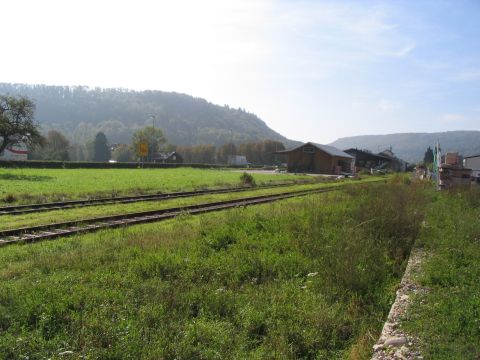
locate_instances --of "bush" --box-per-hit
[239,172,256,187]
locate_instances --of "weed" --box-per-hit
[403,188,480,358]
[239,172,256,187]
[3,194,17,203]
[0,180,426,359]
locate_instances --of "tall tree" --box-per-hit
[31,130,69,160]
[423,146,434,165]
[131,126,166,161]
[261,140,285,165]
[68,143,87,161]
[0,95,42,153]
[112,144,133,162]
[93,132,111,162]
[217,142,237,164]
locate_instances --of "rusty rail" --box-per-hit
[0,187,337,247]
[0,182,299,216]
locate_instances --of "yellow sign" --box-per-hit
[138,142,148,157]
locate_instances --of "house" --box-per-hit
[343,148,391,172]
[378,148,407,172]
[0,142,28,161]
[152,151,183,164]
[464,154,480,181]
[344,148,407,172]
[275,142,354,174]
[439,164,471,189]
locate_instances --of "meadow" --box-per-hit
[0,178,427,359]
[0,167,312,205]
[0,177,383,231]
[403,188,480,359]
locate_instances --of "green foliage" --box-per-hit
[239,172,256,187]
[0,167,311,204]
[0,94,41,153]
[93,132,110,162]
[0,83,295,148]
[176,144,216,164]
[403,188,480,359]
[238,140,285,165]
[217,142,236,164]
[131,126,166,161]
[30,130,70,161]
[112,144,134,162]
[0,181,427,358]
[423,146,434,165]
[177,139,286,165]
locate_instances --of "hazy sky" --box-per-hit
[2,0,479,143]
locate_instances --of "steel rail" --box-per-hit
[0,182,304,216]
[0,187,337,247]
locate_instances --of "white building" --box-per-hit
[464,154,480,180]
[0,141,28,161]
[228,155,248,166]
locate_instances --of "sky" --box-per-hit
[1,0,479,143]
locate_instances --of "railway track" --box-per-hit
[0,186,338,247]
[0,182,302,216]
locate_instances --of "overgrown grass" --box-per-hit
[0,168,312,205]
[0,179,426,359]
[403,187,480,359]
[0,177,384,231]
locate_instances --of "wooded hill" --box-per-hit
[330,131,480,163]
[0,83,295,147]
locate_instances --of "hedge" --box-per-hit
[0,160,268,170]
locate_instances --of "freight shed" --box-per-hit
[344,148,391,171]
[275,142,354,174]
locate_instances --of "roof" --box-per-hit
[276,142,353,159]
[464,154,480,159]
[343,148,391,160]
[153,151,181,160]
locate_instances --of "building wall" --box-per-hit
[465,156,480,178]
[286,146,351,174]
[0,144,28,161]
[345,150,388,169]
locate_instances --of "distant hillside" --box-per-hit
[330,131,480,163]
[0,83,296,147]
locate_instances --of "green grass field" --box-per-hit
[0,168,313,205]
[0,179,427,359]
[0,177,383,231]
[403,188,480,359]
[4,172,477,358]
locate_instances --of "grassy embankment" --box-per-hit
[0,178,426,359]
[403,187,480,359]
[0,176,384,231]
[0,168,313,205]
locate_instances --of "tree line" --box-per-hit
[2,95,286,165]
[0,83,293,147]
[29,129,286,165]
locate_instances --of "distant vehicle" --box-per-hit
[0,141,28,161]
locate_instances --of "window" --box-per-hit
[303,146,315,153]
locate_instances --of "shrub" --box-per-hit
[239,172,256,187]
